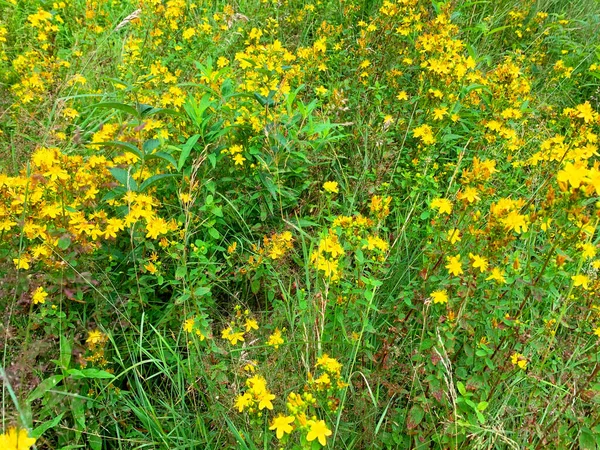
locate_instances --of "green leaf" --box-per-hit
[72,397,86,433]
[90,102,140,117]
[32,413,65,438]
[109,167,138,191]
[67,368,115,379]
[476,410,486,424]
[406,405,424,430]
[146,151,178,170]
[57,236,71,250]
[477,401,489,411]
[88,432,103,450]
[251,279,261,294]
[175,266,187,279]
[457,381,467,396]
[208,227,220,239]
[178,134,201,171]
[139,173,178,192]
[193,286,211,297]
[59,334,72,370]
[143,138,160,153]
[579,428,596,450]
[27,375,64,403]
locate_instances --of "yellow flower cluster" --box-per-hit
[221,306,259,346]
[235,374,275,413]
[0,146,175,274]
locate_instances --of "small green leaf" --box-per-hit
[193,286,211,297]
[406,405,424,430]
[146,151,178,170]
[57,236,71,250]
[578,427,596,450]
[457,381,467,396]
[27,375,64,403]
[139,173,177,192]
[67,368,115,379]
[477,401,489,411]
[476,410,486,424]
[109,168,138,191]
[91,102,140,117]
[32,413,65,438]
[59,334,72,369]
[178,134,201,171]
[175,266,187,279]
[143,138,160,153]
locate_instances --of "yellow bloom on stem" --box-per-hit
[32,286,48,304]
[267,328,284,349]
[511,352,527,370]
[269,415,295,439]
[222,327,244,345]
[244,318,259,332]
[257,391,275,410]
[323,181,339,194]
[430,290,448,304]
[430,198,453,215]
[446,228,461,244]
[235,392,253,412]
[486,268,507,284]
[86,330,106,347]
[0,427,36,450]
[183,318,195,333]
[571,274,590,290]
[445,254,463,276]
[469,254,488,273]
[306,420,332,446]
[457,186,480,203]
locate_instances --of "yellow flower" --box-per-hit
[235,392,253,412]
[144,262,157,274]
[257,391,275,410]
[445,254,463,276]
[457,186,480,203]
[413,124,436,145]
[430,290,448,304]
[32,286,48,304]
[267,328,284,349]
[269,415,295,439]
[244,318,259,332]
[446,229,461,244]
[486,268,507,284]
[323,181,339,194]
[183,318,195,333]
[469,254,488,273]
[502,211,529,234]
[145,217,169,239]
[432,106,448,121]
[0,427,36,450]
[430,198,452,215]
[86,330,107,348]
[222,327,244,345]
[510,352,527,370]
[306,420,332,446]
[571,274,590,290]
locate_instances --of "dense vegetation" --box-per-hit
[1,0,600,448]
